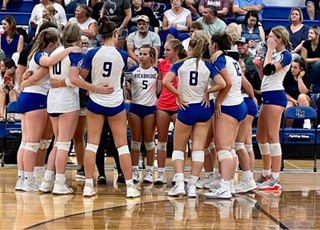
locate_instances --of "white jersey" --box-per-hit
[170,58,219,104]
[127,65,158,106]
[47,46,82,113]
[81,46,127,107]
[213,54,243,106]
[23,50,50,95]
[261,50,292,92]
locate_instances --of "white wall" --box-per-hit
[263,0,305,7]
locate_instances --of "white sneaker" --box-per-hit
[168,182,186,196]
[196,174,213,189]
[186,184,197,198]
[132,168,140,184]
[154,172,167,185]
[15,178,24,191]
[126,186,140,198]
[52,181,73,195]
[203,177,220,190]
[303,119,311,129]
[143,169,153,183]
[204,187,232,199]
[83,184,96,197]
[235,177,257,193]
[39,179,55,193]
[230,183,236,195]
[22,180,39,192]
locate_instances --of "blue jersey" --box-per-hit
[82,46,128,107]
[170,58,219,104]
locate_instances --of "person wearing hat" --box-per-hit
[127,15,161,66]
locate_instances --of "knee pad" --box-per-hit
[235,142,245,152]
[258,142,270,155]
[24,142,40,153]
[204,147,210,155]
[208,142,215,151]
[157,141,167,151]
[192,150,204,162]
[172,150,184,162]
[55,141,71,151]
[86,143,98,153]
[231,149,237,158]
[118,145,130,156]
[245,144,253,153]
[131,141,141,151]
[269,143,282,156]
[145,141,155,151]
[19,141,26,150]
[39,139,51,150]
[217,150,233,162]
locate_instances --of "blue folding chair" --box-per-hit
[281,106,318,172]
[0,101,21,167]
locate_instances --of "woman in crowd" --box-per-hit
[1,16,24,58]
[126,44,160,183]
[154,38,187,185]
[254,26,292,190]
[165,33,226,197]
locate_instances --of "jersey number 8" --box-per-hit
[189,71,198,86]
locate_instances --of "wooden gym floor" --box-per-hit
[0,158,320,229]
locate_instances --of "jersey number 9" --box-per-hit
[103,62,113,77]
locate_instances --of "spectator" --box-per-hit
[0,57,19,122]
[162,0,192,41]
[232,0,264,23]
[69,4,98,48]
[1,0,8,11]
[64,0,86,14]
[238,10,265,55]
[196,5,226,38]
[198,0,229,20]
[1,16,24,58]
[287,7,309,54]
[127,15,161,66]
[182,21,203,51]
[283,58,311,128]
[128,0,160,33]
[306,0,320,20]
[100,0,132,49]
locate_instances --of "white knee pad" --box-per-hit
[192,150,204,162]
[24,142,40,153]
[118,145,130,156]
[157,141,167,151]
[145,141,155,151]
[172,150,184,162]
[217,150,233,162]
[245,144,253,153]
[55,141,71,151]
[19,141,26,150]
[39,139,51,150]
[86,143,98,153]
[131,141,141,151]
[258,142,270,155]
[269,143,282,156]
[208,142,215,151]
[235,142,245,151]
[231,149,237,158]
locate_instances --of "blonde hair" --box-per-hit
[63,23,81,47]
[271,26,292,51]
[225,23,241,45]
[140,44,158,66]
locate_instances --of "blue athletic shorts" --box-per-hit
[178,103,212,126]
[129,103,156,119]
[87,99,125,116]
[221,101,248,122]
[244,97,258,117]
[18,92,47,114]
[262,90,287,108]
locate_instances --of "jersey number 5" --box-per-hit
[189,71,198,86]
[103,62,113,77]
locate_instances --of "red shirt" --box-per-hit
[157,59,178,111]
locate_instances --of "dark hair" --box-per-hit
[243,10,260,27]
[2,57,16,69]
[2,15,18,38]
[211,32,232,51]
[98,18,117,40]
[293,57,306,71]
[204,5,218,17]
[189,21,203,31]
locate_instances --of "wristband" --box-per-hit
[65,78,75,88]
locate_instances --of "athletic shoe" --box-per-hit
[39,179,54,193]
[154,172,167,185]
[256,174,270,185]
[258,177,281,190]
[52,181,73,195]
[117,174,125,184]
[230,182,236,195]
[186,184,197,198]
[235,177,257,193]
[15,178,24,191]
[75,169,85,182]
[168,182,186,196]
[143,169,153,183]
[22,180,39,192]
[83,183,96,197]
[203,177,220,190]
[132,168,140,184]
[97,175,107,185]
[196,174,214,189]
[126,186,140,198]
[204,187,232,199]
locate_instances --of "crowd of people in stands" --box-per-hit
[0,0,319,199]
